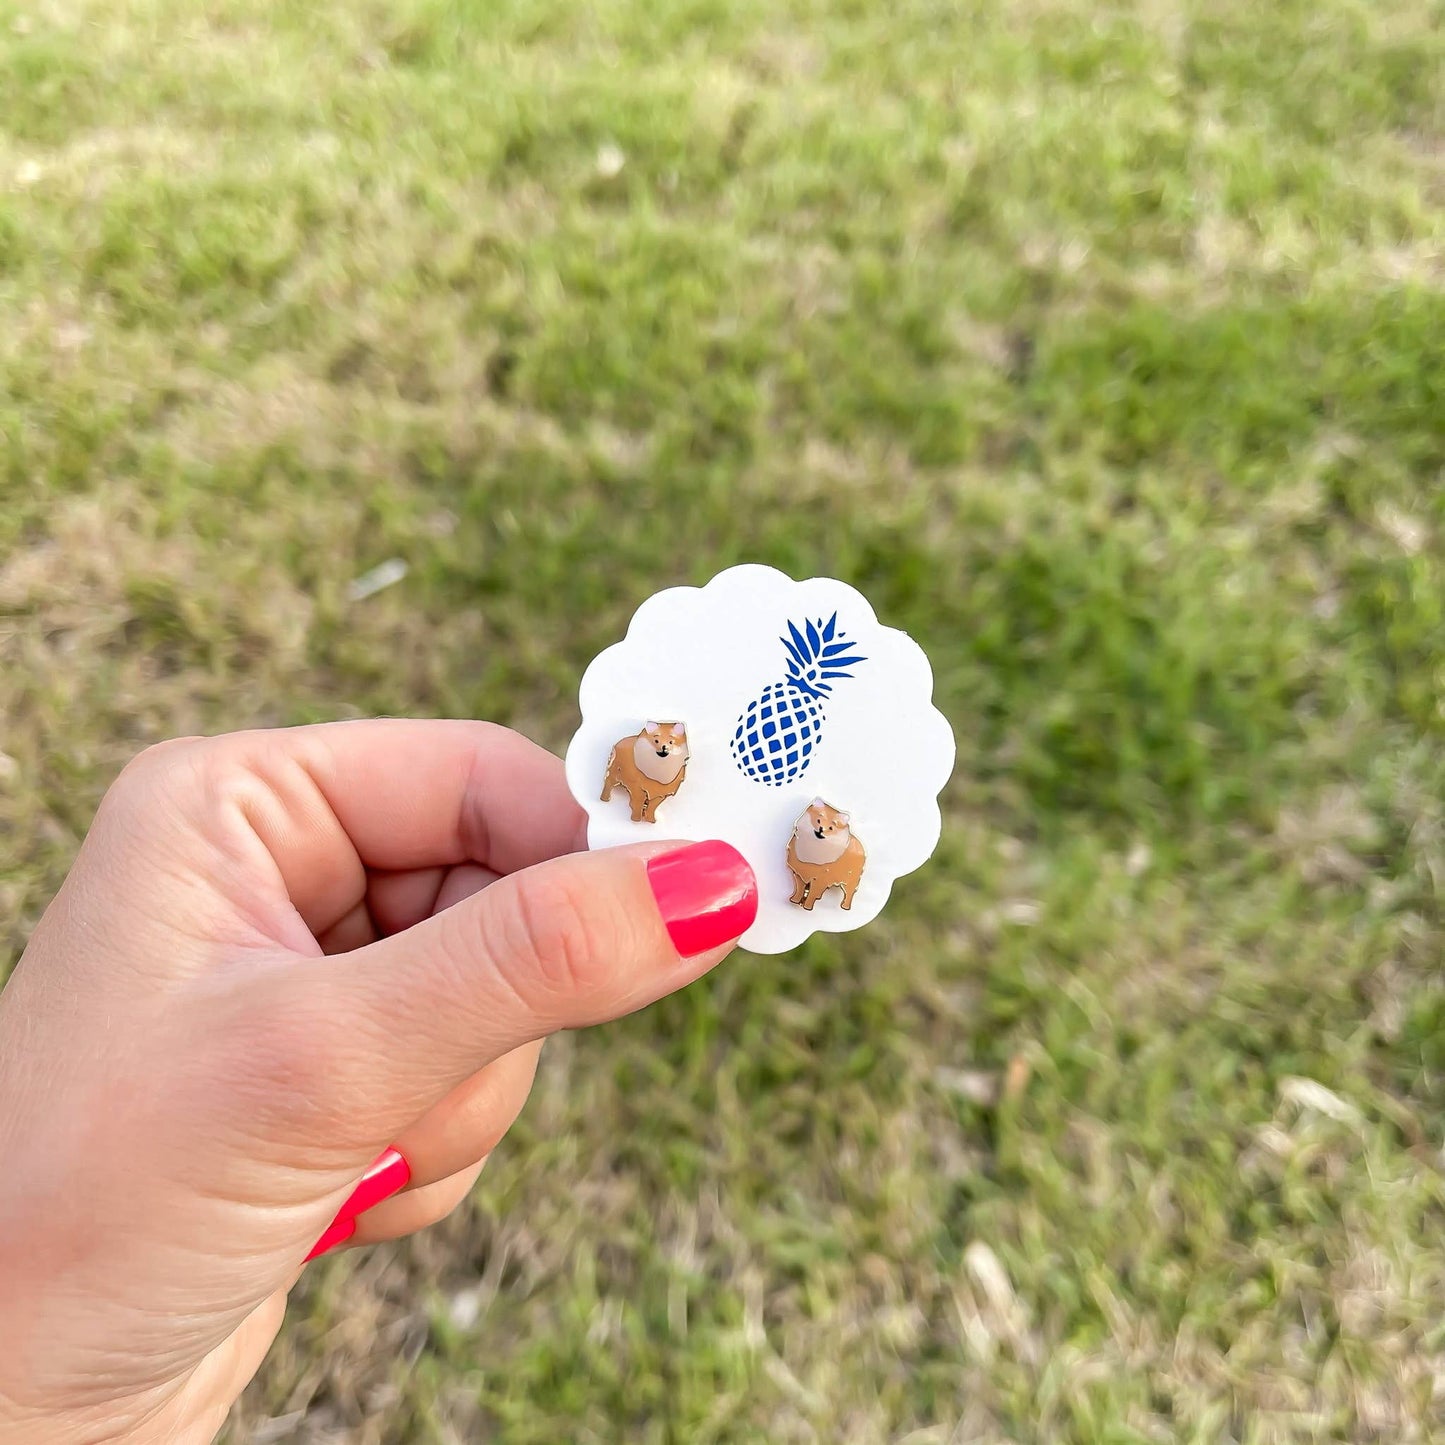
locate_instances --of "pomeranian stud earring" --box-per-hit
[787,797,866,910]
[601,720,690,823]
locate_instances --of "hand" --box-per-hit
[0,721,757,1444]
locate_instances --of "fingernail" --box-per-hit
[646,840,757,957]
[304,1214,356,1261]
[303,1148,410,1264]
[334,1147,411,1219]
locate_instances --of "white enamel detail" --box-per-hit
[633,736,686,784]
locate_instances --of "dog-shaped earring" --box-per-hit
[601,720,690,823]
[787,798,865,910]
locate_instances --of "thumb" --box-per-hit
[306,839,757,1136]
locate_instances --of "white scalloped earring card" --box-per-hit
[564,564,955,954]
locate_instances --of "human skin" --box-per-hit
[0,721,757,1444]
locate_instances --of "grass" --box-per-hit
[2,0,1443,1439]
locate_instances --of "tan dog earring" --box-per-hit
[601,720,690,823]
[787,798,866,910]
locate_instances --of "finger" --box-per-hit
[364,868,447,937]
[432,862,502,915]
[276,719,587,873]
[169,1289,288,1442]
[213,1289,288,1403]
[316,899,378,955]
[300,1043,535,1260]
[300,839,757,1139]
[345,1159,488,1247]
[324,861,502,955]
[316,861,502,953]
[365,861,501,938]
[189,720,587,939]
[391,1041,541,1191]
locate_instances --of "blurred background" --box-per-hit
[2,0,1442,1440]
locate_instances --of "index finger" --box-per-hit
[190,720,588,942]
[276,718,588,874]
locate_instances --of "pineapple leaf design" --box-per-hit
[732,612,867,785]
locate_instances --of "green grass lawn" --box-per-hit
[3,0,1444,1439]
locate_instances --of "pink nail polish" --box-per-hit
[646,840,758,957]
[335,1147,411,1220]
[303,1148,410,1263]
[305,1214,356,1261]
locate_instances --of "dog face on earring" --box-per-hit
[635,720,689,778]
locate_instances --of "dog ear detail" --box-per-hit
[643,721,660,734]
[673,721,686,736]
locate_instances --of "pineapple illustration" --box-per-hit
[731,612,867,786]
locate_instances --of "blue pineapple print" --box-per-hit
[731,612,867,786]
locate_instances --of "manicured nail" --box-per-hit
[334,1147,411,1219]
[304,1214,356,1261]
[646,840,758,957]
[303,1148,410,1264]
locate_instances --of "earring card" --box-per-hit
[564,564,955,954]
